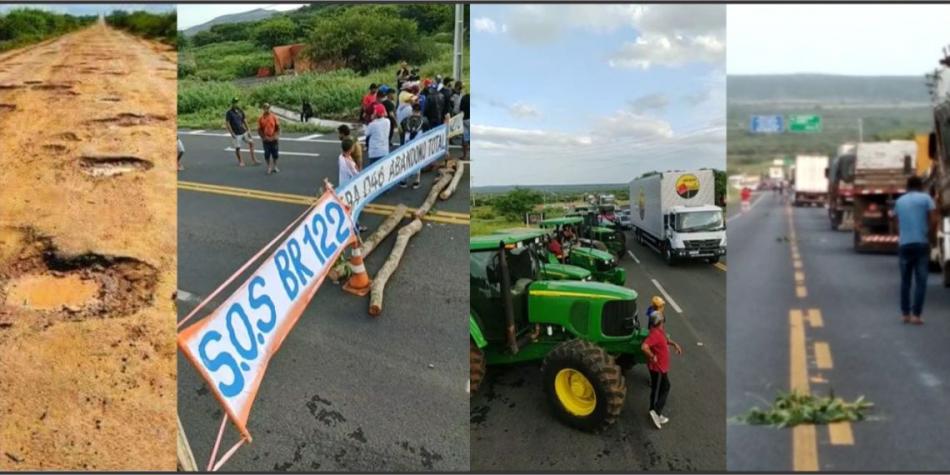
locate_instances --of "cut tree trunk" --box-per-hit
[368,218,423,316]
[415,171,455,218]
[440,161,466,200]
[177,416,198,472]
[359,204,408,257]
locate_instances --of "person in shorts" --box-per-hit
[257,103,280,174]
[225,98,258,167]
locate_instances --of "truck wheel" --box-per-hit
[541,339,626,433]
[470,340,486,394]
[664,245,676,266]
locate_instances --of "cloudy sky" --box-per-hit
[471,4,726,187]
[729,5,950,75]
[177,4,305,30]
[0,4,174,15]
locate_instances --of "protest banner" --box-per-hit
[447,112,464,139]
[178,189,356,441]
[337,124,448,218]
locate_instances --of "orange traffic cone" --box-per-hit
[342,246,372,296]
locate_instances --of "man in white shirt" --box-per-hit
[365,103,391,167]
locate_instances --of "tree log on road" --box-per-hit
[440,161,465,200]
[369,218,423,316]
[415,171,455,218]
[360,204,408,257]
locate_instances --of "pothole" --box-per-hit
[0,104,15,112]
[0,226,157,329]
[90,113,169,127]
[98,97,121,103]
[0,84,22,90]
[79,155,153,177]
[5,273,99,311]
[56,132,81,142]
[23,80,42,85]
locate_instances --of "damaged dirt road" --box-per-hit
[0,23,177,470]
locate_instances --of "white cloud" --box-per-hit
[596,111,673,140]
[496,4,725,69]
[608,33,724,69]
[509,102,540,118]
[473,17,501,34]
[628,93,669,113]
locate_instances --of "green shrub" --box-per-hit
[252,16,297,49]
[0,8,93,51]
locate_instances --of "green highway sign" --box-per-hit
[788,114,822,133]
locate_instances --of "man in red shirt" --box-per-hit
[257,103,280,174]
[641,296,683,429]
[548,235,564,262]
[361,83,379,124]
[740,186,752,213]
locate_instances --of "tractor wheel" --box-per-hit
[541,339,626,432]
[470,340,486,394]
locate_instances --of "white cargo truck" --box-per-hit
[629,170,726,265]
[792,155,830,206]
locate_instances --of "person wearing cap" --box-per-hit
[225,98,259,167]
[440,77,454,113]
[423,80,445,131]
[641,296,683,430]
[398,103,429,190]
[257,103,280,174]
[365,103,391,167]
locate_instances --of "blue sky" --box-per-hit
[471,5,726,187]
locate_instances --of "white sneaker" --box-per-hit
[649,410,662,429]
[659,415,669,424]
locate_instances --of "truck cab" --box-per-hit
[660,204,727,264]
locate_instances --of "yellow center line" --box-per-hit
[794,271,805,283]
[790,309,819,471]
[793,259,802,269]
[806,308,823,328]
[796,285,808,298]
[714,262,727,272]
[178,181,470,225]
[814,342,833,369]
[828,422,855,446]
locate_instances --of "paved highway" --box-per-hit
[176,130,470,471]
[471,229,726,471]
[728,192,950,471]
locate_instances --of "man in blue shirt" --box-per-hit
[894,176,938,324]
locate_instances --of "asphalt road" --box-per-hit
[727,192,950,471]
[176,130,470,471]
[470,229,726,471]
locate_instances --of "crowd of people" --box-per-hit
[176,62,471,233]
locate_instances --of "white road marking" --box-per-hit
[180,131,336,143]
[727,194,765,223]
[650,278,683,314]
[189,129,206,134]
[299,133,324,140]
[626,249,640,264]
[177,289,202,303]
[225,147,319,157]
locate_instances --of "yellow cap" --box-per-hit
[651,296,666,308]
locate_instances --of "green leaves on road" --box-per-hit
[739,391,873,428]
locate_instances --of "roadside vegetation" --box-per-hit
[177,4,468,130]
[0,8,94,52]
[105,10,176,45]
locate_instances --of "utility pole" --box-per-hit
[453,4,464,81]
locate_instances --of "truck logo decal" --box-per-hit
[675,174,700,199]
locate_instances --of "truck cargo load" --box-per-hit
[851,141,917,252]
[629,170,725,265]
[792,155,829,206]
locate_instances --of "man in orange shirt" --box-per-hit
[258,103,280,175]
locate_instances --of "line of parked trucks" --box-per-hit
[767,56,950,286]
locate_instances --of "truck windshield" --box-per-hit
[674,211,724,233]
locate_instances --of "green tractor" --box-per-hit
[470,233,647,432]
[565,212,629,258]
[539,217,627,286]
[490,228,594,282]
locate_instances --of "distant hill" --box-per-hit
[473,183,629,195]
[182,8,281,36]
[729,74,930,106]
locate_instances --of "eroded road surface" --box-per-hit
[0,23,177,470]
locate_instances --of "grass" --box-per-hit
[471,206,523,236]
[738,391,873,428]
[178,45,469,130]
